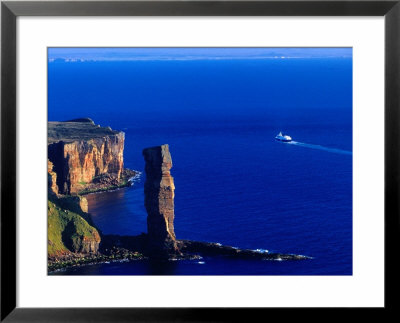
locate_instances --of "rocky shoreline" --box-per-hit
[48,235,311,273]
[48,247,146,273]
[178,240,311,261]
[102,233,311,262]
[78,168,139,195]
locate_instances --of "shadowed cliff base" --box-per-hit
[49,233,310,273]
[100,234,310,261]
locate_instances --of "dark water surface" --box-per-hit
[49,51,352,275]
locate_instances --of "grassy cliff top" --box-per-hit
[48,118,121,144]
[47,200,100,257]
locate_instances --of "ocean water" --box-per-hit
[48,51,352,275]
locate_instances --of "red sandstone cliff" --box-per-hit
[48,160,59,196]
[143,144,180,257]
[48,119,126,195]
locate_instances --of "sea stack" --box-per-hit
[143,144,180,258]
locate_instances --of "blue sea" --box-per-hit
[48,48,352,275]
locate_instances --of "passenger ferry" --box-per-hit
[275,131,292,142]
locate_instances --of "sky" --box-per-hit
[48,47,352,61]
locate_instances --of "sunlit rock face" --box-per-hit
[143,144,180,258]
[48,159,59,196]
[47,119,124,195]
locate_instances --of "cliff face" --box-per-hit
[48,160,59,196]
[48,119,125,195]
[143,144,180,257]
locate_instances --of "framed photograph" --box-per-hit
[1,0,399,321]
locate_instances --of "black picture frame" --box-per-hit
[1,0,399,321]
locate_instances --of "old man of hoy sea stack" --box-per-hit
[142,144,181,258]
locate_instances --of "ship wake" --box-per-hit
[287,141,352,155]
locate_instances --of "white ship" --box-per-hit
[275,131,292,142]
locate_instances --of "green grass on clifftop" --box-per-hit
[48,201,100,257]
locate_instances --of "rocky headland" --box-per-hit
[47,120,310,273]
[48,118,137,195]
[47,119,141,270]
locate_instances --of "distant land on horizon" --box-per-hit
[48,47,353,62]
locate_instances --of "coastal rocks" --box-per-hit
[143,144,180,258]
[79,235,101,254]
[62,219,101,254]
[97,234,310,263]
[48,120,126,194]
[48,160,59,196]
[79,196,89,213]
[178,240,311,261]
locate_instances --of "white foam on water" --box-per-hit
[117,259,129,263]
[128,171,142,183]
[286,141,352,155]
[254,248,269,253]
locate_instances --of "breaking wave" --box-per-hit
[128,171,142,183]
